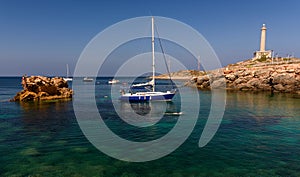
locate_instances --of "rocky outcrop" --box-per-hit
[154,70,206,80]
[186,59,300,93]
[11,76,73,102]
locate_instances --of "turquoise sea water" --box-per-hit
[0,77,300,176]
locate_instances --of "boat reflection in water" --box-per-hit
[115,101,181,127]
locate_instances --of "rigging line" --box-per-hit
[154,25,175,89]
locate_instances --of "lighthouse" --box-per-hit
[253,24,272,60]
[260,24,267,51]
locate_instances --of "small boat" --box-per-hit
[63,77,73,82]
[63,64,73,82]
[83,77,93,82]
[120,17,176,102]
[108,79,120,84]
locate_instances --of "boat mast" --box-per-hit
[66,64,69,78]
[152,16,155,92]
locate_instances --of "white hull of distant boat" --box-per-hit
[83,77,93,82]
[63,78,73,82]
[108,79,120,84]
[120,17,176,102]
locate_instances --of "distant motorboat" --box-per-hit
[63,77,73,82]
[63,64,73,82]
[108,79,120,84]
[83,77,93,82]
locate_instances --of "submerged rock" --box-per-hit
[11,76,73,102]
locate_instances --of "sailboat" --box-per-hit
[120,17,176,102]
[63,64,73,82]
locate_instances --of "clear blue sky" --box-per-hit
[1,0,299,76]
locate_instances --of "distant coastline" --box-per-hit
[155,57,300,94]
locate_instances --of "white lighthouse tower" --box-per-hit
[253,24,272,60]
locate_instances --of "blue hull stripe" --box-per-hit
[120,93,175,102]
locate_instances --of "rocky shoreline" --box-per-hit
[11,76,73,102]
[154,70,206,80]
[159,58,300,93]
